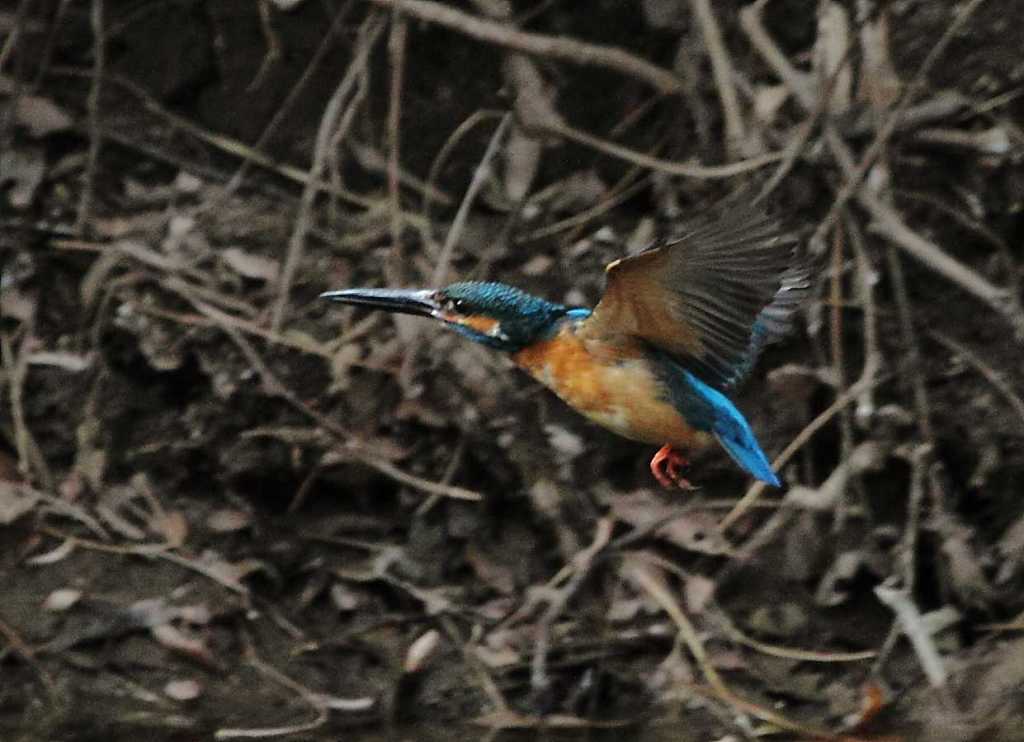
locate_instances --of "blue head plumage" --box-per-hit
[438,281,572,351]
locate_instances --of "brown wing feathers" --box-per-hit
[584,202,806,389]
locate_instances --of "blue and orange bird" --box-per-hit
[322,202,809,489]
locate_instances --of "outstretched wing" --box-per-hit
[581,202,808,390]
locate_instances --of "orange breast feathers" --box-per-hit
[511,324,712,450]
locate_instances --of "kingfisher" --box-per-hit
[322,202,808,489]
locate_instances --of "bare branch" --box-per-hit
[365,0,683,94]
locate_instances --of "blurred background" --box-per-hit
[2,0,1023,739]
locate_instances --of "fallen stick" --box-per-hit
[365,0,683,94]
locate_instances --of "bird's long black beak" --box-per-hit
[319,288,440,318]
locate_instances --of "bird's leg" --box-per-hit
[650,444,697,490]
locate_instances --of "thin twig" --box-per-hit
[365,0,683,94]
[546,117,785,178]
[881,211,936,444]
[248,0,282,93]
[75,0,104,234]
[439,614,509,713]
[825,127,1024,336]
[754,115,818,203]
[689,0,746,155]
[415,435,467,516]
[171,279,483,502]
[422,109,506,242]
[0,0,33,148]
[845,212,882,424]
[719,373,881,533]
[874,580,947,689]
[223,1,354,197]
[0,615,56,692]
[531,517,612,693]
[430,114,511,287]
[517,168,651,244]
[928,331,1024,427]
[740,0,815,110]
[829,219,857,535]
[810,0,988,253]
[626,555,833,739]
[894,189,1022,302]
[387,9,408,259]
[872,444,931,676]
[271,15,385,332]
[38,525,250,596]
[30,0,72,89]
[753,21,859,203]
[215,640,373,739]
[1,330,55,490]
[709,607,876,663]
[867,185,1021,334]
[50,67,388,212]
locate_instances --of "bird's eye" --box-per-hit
[445,298,467,312]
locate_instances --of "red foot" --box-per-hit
[650,444,697,490]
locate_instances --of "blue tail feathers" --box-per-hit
[681,371,781,487]
[713,419,781,487]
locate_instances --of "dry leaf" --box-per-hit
[683,574,715,615]
[612,491,734,554]
[857,8,902,110]
[996,514,1024,584]
[26,538,76,565]
[0,480,41,524]
[42,588,83,612]
[746,602,809,639]
[96,502,146,540]
[543,424,585,460]
[503,54,565,134]
[657,511,733,555]
[540,170,607,215]
[150,623,219,669]
[164,678,203,702]
[26,350,93,372]
[79,251,123,310]
[14,94,73,136]
[814,1,852,113]
[0,147,45,209]
[0,286,36,322]
[815,551,864,607]
[473,642,519,669]
[940,526,994,610]
[647,644,694,696]
[322,695,375,711]
[520,255,553,276]
[176,603,213,625]
[173,171,202,194]
[403,628,441,673]
[504,124,542,203]
[221,247,280,282]
[206,508,252,533]
[753,84,790,125]
[153,510,189,547]
[329,582,366,612]
[464,542,516,594]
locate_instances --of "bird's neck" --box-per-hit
[464,300,587,352]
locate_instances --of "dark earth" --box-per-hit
[2,1,1024,740]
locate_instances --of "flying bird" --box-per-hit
[322,201,808,489]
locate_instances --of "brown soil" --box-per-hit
[2,1,1024,740]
